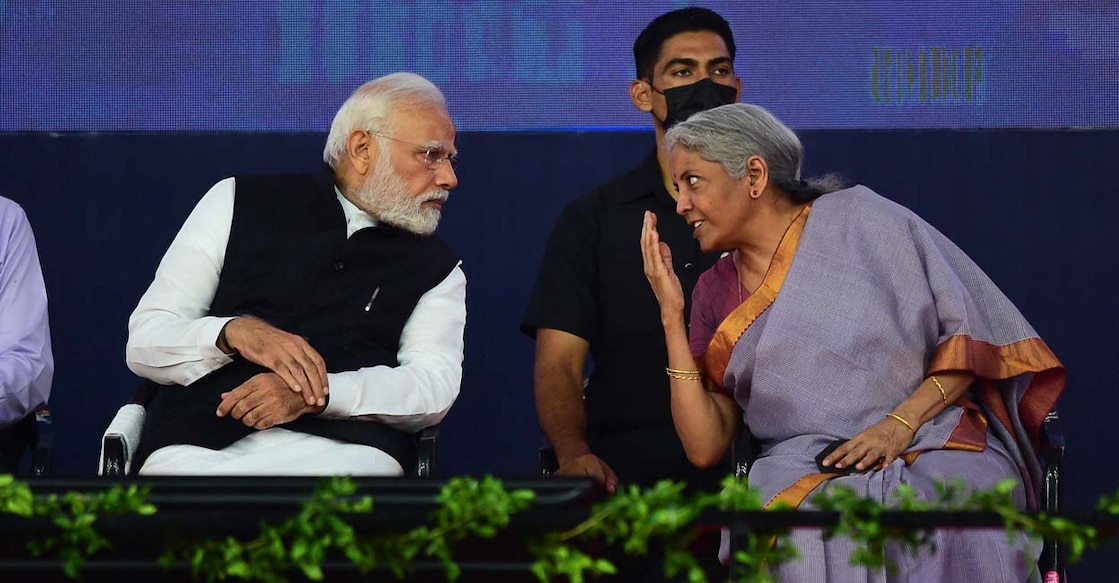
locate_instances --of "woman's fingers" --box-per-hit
[831,435,910,471]
[827,433,892,470]
[640,211,686,315]
[642,211,664,278]
[658,241,673,270]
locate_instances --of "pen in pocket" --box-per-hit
[364,287,381,312]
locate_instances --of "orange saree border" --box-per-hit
[700,204,812,391]
[930,335,1065,449]
[928,335,1063,381]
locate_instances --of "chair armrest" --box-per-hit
[99,404,147,476]
[31,407,53,477]
[415,425,439,478]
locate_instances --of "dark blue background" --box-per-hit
[3,129,1117,577]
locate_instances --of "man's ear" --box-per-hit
[630,79,653,113]
[347,129,375,176]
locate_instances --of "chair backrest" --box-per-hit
[1038,410,1066,583]
[732,421,758,479]
[538,445,558,477]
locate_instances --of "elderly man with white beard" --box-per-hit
[125,73,464,476]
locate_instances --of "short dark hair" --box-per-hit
[633,7,736,80]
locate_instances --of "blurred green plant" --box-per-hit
[2,472,1116,582]
[0,473,155,577]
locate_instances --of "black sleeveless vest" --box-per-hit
[135,169,459,471]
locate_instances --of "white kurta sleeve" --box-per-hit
[125,178,237,386]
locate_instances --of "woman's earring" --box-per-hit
[750,189,761,199]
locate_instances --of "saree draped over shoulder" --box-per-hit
[691,186,1064,582]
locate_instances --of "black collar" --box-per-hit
[617,150,675,206]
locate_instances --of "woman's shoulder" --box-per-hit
[817,185,913,217]
[812,185,923,233]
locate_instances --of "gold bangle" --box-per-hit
[665,367,702,381]
[929,375,948,407]
[886,412,915,433]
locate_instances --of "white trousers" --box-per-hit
[138,427,404,476]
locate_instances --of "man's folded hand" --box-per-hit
[221,317,330,407]
[216,372,325,430]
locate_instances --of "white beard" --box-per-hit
[353,153,447,236]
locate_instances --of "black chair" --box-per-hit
[729,412,1067,582]
[538,378,589,477]
[99,385,440,478]
[2,404,52,476]
[1038,410,1066,582]
[31,405,53,476]
[539,444,559,477]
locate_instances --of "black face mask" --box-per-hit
[653,77,738,128]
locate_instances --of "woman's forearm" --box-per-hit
[662,312,737,467]
[893,370,976,430]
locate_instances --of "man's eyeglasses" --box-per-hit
[367,131,459,170]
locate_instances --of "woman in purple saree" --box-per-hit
[640,103,1063,582]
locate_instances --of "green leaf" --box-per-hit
[299,562,324,580]
[227,560,251,578]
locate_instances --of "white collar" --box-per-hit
[335,187,378,238]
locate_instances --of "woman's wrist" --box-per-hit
[660,309,686,329]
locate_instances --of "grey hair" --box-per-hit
[665,103,844,202]
[322,72,447,169]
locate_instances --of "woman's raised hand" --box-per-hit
[641,211,686,318]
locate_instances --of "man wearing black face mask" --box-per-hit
[652,77,740,129]
[523,8,740,498]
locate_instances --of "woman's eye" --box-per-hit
[687,176,699,186]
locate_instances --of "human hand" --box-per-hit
[221,317,329,407]
[640,211,685,318]
[216,372,322,430]
[556,453,620,494]
[821,417,915,472]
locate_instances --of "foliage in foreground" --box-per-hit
[2,472,1116,582]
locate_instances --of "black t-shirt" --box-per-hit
[522,152,720,433]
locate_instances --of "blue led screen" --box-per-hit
[1,1,1116,131]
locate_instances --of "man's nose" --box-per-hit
[436,163,458,190]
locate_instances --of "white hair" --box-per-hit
[665,103,802,182]
[665,103,845,202]
[322,72,447,168]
